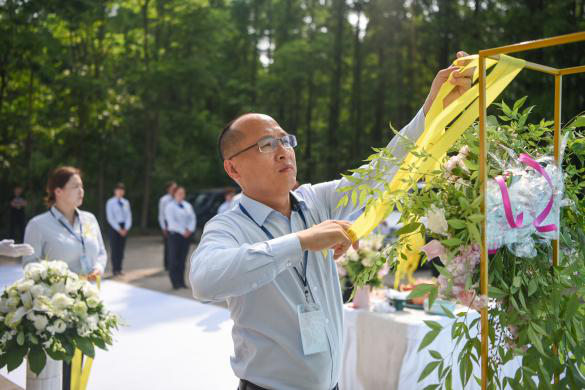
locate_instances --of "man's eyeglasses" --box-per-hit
[227,134,297,160]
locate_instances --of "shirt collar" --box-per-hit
[239,191,307,227]
[50,206,80,225]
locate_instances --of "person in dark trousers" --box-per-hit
[158,181,177,271]
[165,185,196,289]
[9,186,27,243]
[106,182,132,276]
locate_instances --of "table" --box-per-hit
[340,304,522,390]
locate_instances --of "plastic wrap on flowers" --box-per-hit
[486,148,565,258]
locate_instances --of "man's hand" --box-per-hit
[296,220,360,260]
[423,51,474,115]
[0,239,34,257]
[183,230,192,238]
[162,229,168,238]
[119,229,128,237]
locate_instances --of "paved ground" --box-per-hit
[1,234,200,300]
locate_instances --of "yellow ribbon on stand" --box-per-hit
[347,54,525,285]
[70,275,101,390]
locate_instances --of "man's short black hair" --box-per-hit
[218,114,251,161]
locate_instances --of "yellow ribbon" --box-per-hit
[70,275,101,390]
[347,54,525,285]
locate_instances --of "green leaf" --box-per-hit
[447,219,466,229]
[527,326,545,355]
[75,337,95,359]
[418,329,440,352]
[6,343,28,372]
[407,283,435,299]
[527,279,538,297]
[441,238,462,247]
[565,295,579,319]
[394,222,422,236]
[16,332,25,346]
[571,115,585,128]
[423,320,443,332]
[28,346,47,375]
[488,286,507,299]
[441,305,455,319]
[418,360,440,382]
[429,350,442,360]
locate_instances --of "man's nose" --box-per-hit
[274,141,289,159]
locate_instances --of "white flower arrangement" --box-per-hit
[0,260,120,375]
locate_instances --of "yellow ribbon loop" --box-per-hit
[70,275,101,390]
[348,55,525,286]
[349,54,525,241]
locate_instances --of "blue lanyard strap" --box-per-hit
[50,209,86,253]
[239,200,311,301]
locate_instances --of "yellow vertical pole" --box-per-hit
[552,74,562,267]
[478,54,489,390]
[552,73,562,386]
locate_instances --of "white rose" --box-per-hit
[48,261,69,276]
[0,299,10,313]
[81,284,99,299]
[426,205,449,236]
[20,291,33,309]
[5,307,27,328]
[72,301,88,318]
[50,281,67,296]
[33,314,49,332]
[33,296,53,313]
[24,263,44,281]
[52,319,67,333]
[86,314,99,331]
[6,296,20,310]
[65,278,83,294]
[51,293,74,311]
[86,296,100,309]
[30,284,48,299]
[77,324,91,337]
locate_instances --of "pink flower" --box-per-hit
[421,240,447,262]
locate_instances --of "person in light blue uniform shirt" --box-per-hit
[165,185,196,289]
[189,51,474,390]
[159,181,177,271]
[23,166,107,390]
[106,182,132,276]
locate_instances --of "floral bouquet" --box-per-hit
[336,233,388,289]
[0,260,120,375]
[341,98,585,388]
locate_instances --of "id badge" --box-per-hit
[297,303,328,355]
[79,254,93,274]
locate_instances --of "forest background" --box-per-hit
[1,0,584,231]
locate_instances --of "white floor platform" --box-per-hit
[0,264,238,390]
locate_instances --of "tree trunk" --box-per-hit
[327,0,345,177]
[373,46,386,145]
[350,2,363,160]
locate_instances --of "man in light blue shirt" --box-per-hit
[159,181,177,271]
[106,182,132,276]
[190,52,473,390]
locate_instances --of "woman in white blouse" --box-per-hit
[164,185,196,289]
[23,166,107,280]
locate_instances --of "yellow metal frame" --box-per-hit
[478,31,585,389]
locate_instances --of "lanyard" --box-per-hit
[239,200,312,303]
[50,209,86,254]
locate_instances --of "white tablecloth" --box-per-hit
[340,304,522,390]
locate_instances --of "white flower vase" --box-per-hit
[26,357,62,390]
[352,285,371,309]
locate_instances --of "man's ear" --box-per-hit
[224,159,241,181]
